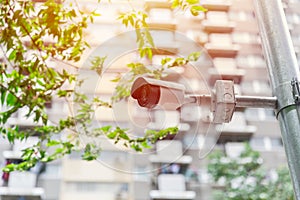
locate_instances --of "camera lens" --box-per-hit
[133,84,160,109]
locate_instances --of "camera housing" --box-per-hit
[131,77,186,110]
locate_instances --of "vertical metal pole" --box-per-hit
[253,0,300,197]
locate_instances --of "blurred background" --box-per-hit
[0,0,299,199]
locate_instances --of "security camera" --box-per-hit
[131,77,186,110]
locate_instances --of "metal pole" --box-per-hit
[253,0,300,197]
[235,96,277,108]
[189,94,277,109]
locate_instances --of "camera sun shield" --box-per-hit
[131,77,186,110]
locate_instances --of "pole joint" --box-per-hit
[275,78,300,118]
[292,77,300,104]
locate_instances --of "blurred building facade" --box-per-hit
[1,0,300,199]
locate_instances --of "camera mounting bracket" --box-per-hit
[211,80,236,123]
[188,80,278,123]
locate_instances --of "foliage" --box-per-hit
[207,143,294,200]
[112,52,202,102]
[0,0,206,171]
[171,0,207,16]
[117,10,154,59]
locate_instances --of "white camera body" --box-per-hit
[131,77,186,110]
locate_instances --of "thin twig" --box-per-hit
[51,57,80,69]
[0,45,14,69]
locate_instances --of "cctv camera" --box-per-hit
[131,77,186,110]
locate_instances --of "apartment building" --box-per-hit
[1,0,299,199]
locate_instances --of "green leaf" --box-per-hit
[187,51,201,61]
[46,140,61,147]
[55,148,64,154]
[129,16,134,26]
[119,132,130,140]
[7,130,15,143]
[107,131,117,139]
[100,125,112,133]
[161,57,172,65]
[82,152,98,161]
[171,0,179,8]
[34,109,41,122]
[90,56,106,76]
[2,164,16,172]
[190,5,207,16]
[1,89,6,105]
[174,57,186,66]
[191,5,207,11]
[186,0,199,4]
[57,90,67,97]
[110,76,121,82]
[7,93,17,106]
[146,47,153,60]
[131,143,142,152]
[92,11,101,17]
[141,140,152,149]
[41,113,48,125]
[8,50,17,60]
[82,143,100,161]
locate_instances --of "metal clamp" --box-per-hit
[211,80,236,123]
[292,77,300,104]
